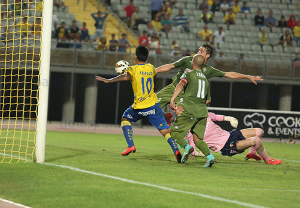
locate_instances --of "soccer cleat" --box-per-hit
[203,154,215,167]
[121,146,136,156]
[265,158,282,165]
[165,113,172,126]
[246,153,262,161]
[175,150,182,163]
[181,144,194,163]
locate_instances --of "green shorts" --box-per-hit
[171,110,207,140]
[156,83,185,108]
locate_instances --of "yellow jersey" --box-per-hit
[198,29,212,41]
[224,13,236,22]
[293,26,300,37]
[127,63,158,109]
[17,22,32,34]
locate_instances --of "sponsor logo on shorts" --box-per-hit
[159,124,163,127]
[127,114,133,119]
[174,126,178,129]
[230,150,238,154]
[138,109,156,116]
[230,142,234,147]
[203,68,206,72]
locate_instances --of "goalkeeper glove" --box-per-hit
[224,116,238,128]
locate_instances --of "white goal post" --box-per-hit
[35,0,53,163]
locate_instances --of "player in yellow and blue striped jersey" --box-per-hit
[96,45,182,163]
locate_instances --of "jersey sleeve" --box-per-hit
[180,71,188,84]
[173,56,188,68]
[152,65,157,77]
[205,66,226,79]
[208,112,224,121]
[127,66,134,78]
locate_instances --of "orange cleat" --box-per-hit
[246,153,262,161]
[165,113,172,126]
[121,146,136,156]
[175,150,182,163]
[265,158,282,165]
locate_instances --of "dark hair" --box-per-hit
[143,30,147,33]
[136,45,149,62]
[61,21,65,24]
[201,43,213,59]
[72,20,76,23]
[112,33,115,36]
[172,40,176,44]
[281,15,285,19]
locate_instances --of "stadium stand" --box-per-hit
[118,0,299,57]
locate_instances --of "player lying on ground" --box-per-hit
[170,54,215,167]
[187,112,282,164]
[156,43,263,120]
[96,45,182,163]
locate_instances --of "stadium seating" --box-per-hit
[127,0,299,61]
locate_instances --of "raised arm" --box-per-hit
[91,13,97,19]
[223,72,263,85]
[170,81,185,111]
[208,113,238,128]
[156,63,175,73]
[96,73,131,83]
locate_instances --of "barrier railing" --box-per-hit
[47,46,300,80]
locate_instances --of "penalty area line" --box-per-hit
[43,162,267,208]
[0,198,32,208]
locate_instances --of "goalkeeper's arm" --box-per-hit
[209,113,238,128]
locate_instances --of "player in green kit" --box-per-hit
[170,54,215,167]
[156,43,263,116]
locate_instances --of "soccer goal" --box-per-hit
[0,0,52,163]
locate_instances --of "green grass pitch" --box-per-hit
[0,131,300,208]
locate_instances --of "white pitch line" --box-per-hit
[0,198,32,208]
[159,184,300,192]
[43,163,267,208]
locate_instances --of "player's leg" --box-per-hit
[120,106,141,156]
[236,136,282,164]
[147,103,182,163]
[171,111,195,163]
[240,128,264,160]
[156,84,174,109]
[192,118,215,167]
[156,84,175,126]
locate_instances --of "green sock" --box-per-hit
[195,140,210,156]
[171,132,187,148]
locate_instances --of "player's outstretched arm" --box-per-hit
[208,113,238,128]
[95,73,131,83]
[223,72,263,85]
[170,81,185,111]
[156,63,175,73]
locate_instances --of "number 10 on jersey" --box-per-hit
[141,77,152,94]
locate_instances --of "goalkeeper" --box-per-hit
[170,54,215,167]
[96,45,182,163]
[188,112,282,165]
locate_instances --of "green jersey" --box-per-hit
[172,56,226,86]
[180,69,211,118]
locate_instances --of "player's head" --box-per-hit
[136,45,149,62]
[191,54,205,69]
[197,43,213,61]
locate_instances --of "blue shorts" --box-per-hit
[220,129,246,157]
[122,103,169,130]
